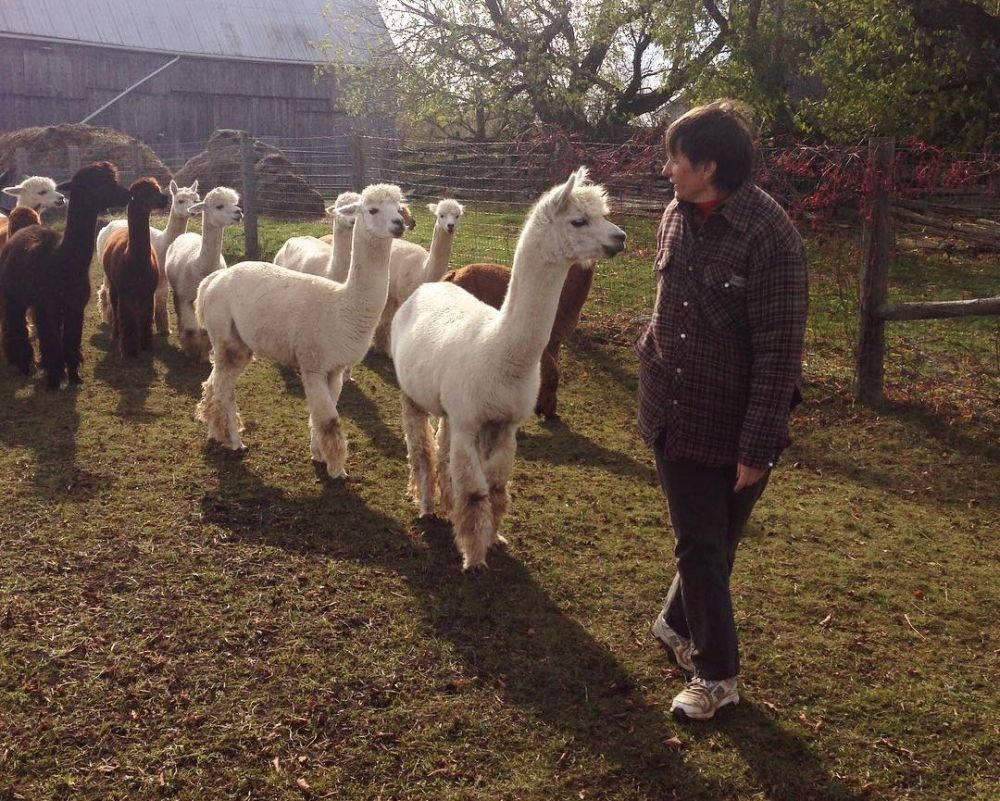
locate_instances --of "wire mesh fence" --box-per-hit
[2,129,997,355]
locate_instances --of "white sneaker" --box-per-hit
[651,615,695,673]
[670,676,739,721]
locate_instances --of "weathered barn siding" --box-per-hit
[0,39,364,145]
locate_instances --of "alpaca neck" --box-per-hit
[422,225,455,282]
[56,199,101,272]
[328,224,354,282]
[343,225,392,316]
[126,202,153,262]
[161,207,188,248]
[197,219,225,269]
[495,224,572,372]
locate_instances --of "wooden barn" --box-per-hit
[0,0,394,145]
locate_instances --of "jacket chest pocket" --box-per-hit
[698,262,748,332]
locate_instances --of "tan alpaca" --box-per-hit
[442,261,595,420]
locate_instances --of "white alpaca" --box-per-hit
[371,198,464,353]
[164,186,242,361]
[2,176,66,213]
[194,183,406,479]
[96,179,200,334]
[391,168,625,570]
[272,190,361,280]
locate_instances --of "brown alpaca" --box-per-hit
[0,163,131,389]
[442,261,595,420]
[3,207,41,238]
[101,178,171,357]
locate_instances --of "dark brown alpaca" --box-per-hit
[101,178,170,356]
[442,261,595,420]
[0,162,130,389]
[3,207,41,238]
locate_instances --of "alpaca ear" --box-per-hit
[169,179,179,194]
[336,201,361,217]
[3,185,24,197]
[551,168,584,212]
[190,180,199,193]
[188,201,205,213]
[56,180,73,192]
[427,202,438,214]
[325,204,338,216]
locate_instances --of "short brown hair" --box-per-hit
[665,100,756,191]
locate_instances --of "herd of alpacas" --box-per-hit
[0,162,626,569]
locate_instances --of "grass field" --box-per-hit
[0,205,997,800]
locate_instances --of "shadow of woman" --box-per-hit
[199,452,726,799]
[715,702,868,801]
[0,365,106,500]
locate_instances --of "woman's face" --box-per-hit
[661,149,719,203]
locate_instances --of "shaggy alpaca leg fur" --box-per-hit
[98,284,113,326]
[401,394,437,516]
[196,343,251,449]
[303,369,348,479]
[481,424,517,547]
[449,430,493,570]
[435,417,452,515]
[535,347,561,419]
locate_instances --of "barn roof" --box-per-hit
[0,0,392,65]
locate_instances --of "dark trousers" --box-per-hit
[654,452,770,680]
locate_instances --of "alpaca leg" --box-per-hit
[400,394,436,517]
[98,282,113,326]
[140,294,155,351]
[434,416,452,515]
[481,425,518,548]
[371,300,397,355]
[63,305,86,385]
[449,429,493,571]
[303,369,348,479]
[109,286,120,340]
[196,342,251,449]
[2,301,34,375]
[153,273,169,335]
[119,301,140,358]
[35,305,66,390]
[535,346,561,420]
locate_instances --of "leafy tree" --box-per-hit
[320,0,738,140]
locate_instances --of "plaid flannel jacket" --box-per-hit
[634,181,808,469]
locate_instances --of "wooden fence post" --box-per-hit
[240,131,259,261]
[855,136,894,406]
[350,134,367,192]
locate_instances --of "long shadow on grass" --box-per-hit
[90,329,159,420]
[158,339,210,400]
[0,365,103,500]
[517,419,656,481]
[200,453,725,799]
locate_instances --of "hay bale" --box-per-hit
[0,124,171,184]
[173,130,325,219]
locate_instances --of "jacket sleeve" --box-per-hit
[738,221,808,469]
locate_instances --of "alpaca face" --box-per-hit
[428,199,464,234]
[57,163,131,212]
[326,191,361,231]
[3,176,66,212]
[190,187,243,228]
[168,180,200,219]
[535,167,626,264]
[352,184,406,240]
[129,178,171,213]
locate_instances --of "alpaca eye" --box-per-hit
[570,218,588,227]
[39,190,47,195]
[369,208,379,215]
[216,204,224,210]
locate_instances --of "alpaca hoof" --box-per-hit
[462,558,488,573]
[491,533,509,549]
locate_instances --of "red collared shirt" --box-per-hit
[634,181,808,469]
